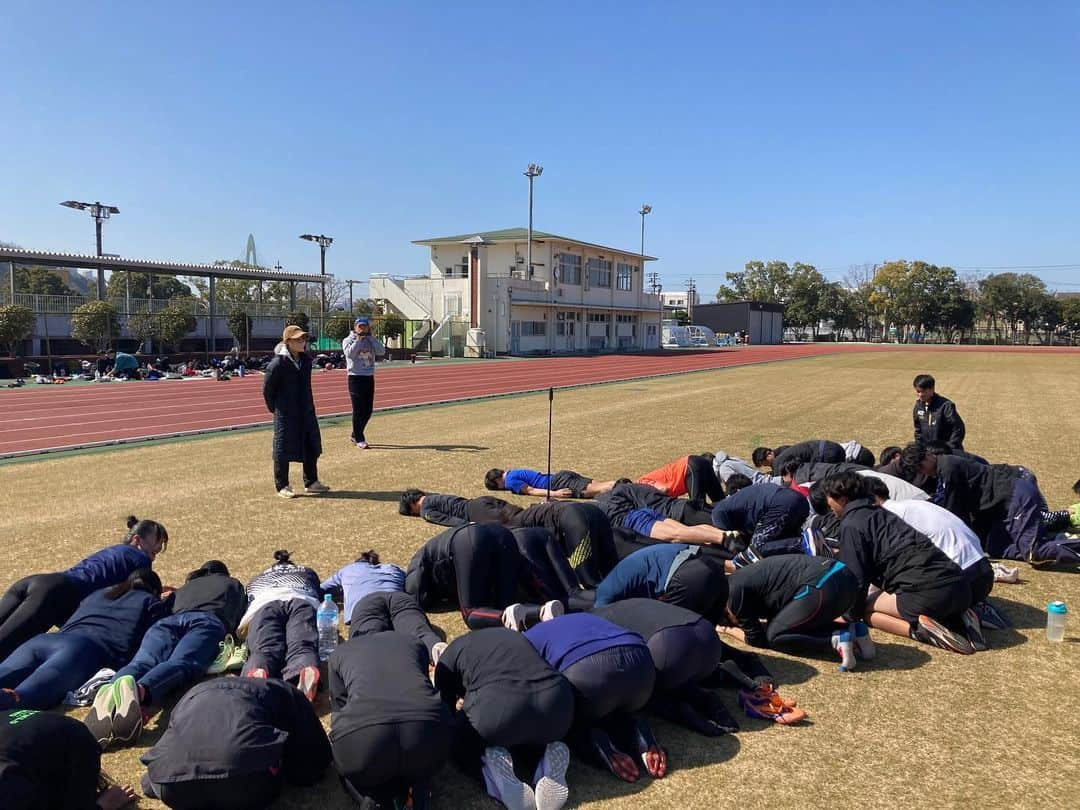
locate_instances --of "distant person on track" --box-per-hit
[342,316,385,450]
[912,374,966,451]
[263,324,329,499]
[485,467,615,499]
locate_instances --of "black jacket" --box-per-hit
[772,440,846,475]
[141,678,330,787]
[592,598,703,641]
[328,632,450,742]
[420,494,523,527]
[168,573,247,635]
[263,347,322,462]
[931,455,1018,535]
[834,499,963,620]
[793,461,868,484]
[594,481,686,526]
[913,393,965,450]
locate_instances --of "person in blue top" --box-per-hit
[0,515,167,661]
[342,317,385,450]
[0,568,166,709]
[711,475,810,564]
[593,544,731,625]
[107,350,139,380]
[320,549,406,625]
[524,613,665,784]
[485,467,615,499]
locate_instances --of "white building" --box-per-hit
[661,289,699,315]
[369,228,662,355]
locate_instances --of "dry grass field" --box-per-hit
[1,348,1079,810]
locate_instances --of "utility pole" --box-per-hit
[684,278,696,323]
[647,271,660,295]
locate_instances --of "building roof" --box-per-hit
[0,247,321,283]
[412,227,657,261]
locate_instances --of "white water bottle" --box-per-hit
[317,594,339,660]
[1046,601,1067,643]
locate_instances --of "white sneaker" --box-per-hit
[991,562,1020,584]
[539,600,564,623]
[305,481,330,494]
[277,486,296,499]
[502,603,527,632]
[482,746,536,810]
[533,741,570,810]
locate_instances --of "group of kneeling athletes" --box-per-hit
[1,374,1078,809]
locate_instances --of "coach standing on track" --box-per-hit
[264,324,329,499]
[342,317,385,450]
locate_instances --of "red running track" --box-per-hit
[2,343,1077,457]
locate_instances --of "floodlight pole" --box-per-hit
[61,199,119,299]
[300,233,334,344]
[525,163,543,349]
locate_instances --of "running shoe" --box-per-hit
[852,622,876,660]
[539,600,564,622]
[206,635,236,675]
[730,546,762,569]
[533,741,570,810]
[277,486,297,499]
[962,608,989,652]
[501,603,528,631]
[226,641,249,671]
[247,667,269,679]
[587,728,639,783]
[305,481,331,494]
[973,600,1012,629]
[737,687,806,724]
[297,665,320,703]
[830,629,856,672]
[991,562,1020,584]
[482,746,536,810]
[911,615,975,655]
[85,683,117,748]
[356,441,369,450]
[110,675,143,746]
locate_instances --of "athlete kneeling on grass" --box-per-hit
[523,613,665,784]
[328,608,452,809]
[510,501,619,588]
[819,471,975,655]
[0,568,166,710]
[710,476,811,565]
[434,627,575,810]
[0,709,138,809]
[140,678,331,810]
[238,550,323,702]
[86,560,246,750]
[593,543,731,619]
[718,554,872,672]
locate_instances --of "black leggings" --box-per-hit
[964,557,994,606]
[0,572,82,661]
[512,528,584,607]
[647,618,724,692]
[670,500,715,526]
[335,718,451,806]
[765,564,860,652]
[349,592,442,656]
[562,644,656,724]
[558,503,618,587]
[143,772,280,810]
[451,525,520,630]
[686,455,724,505]
[348,375,375,444]
[242,599,318,680]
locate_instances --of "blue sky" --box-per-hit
[3,1,1078,294]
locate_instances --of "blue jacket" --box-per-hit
[64,544,153,599]
[711,483,808,531]
[593,544,696,606]
[60,587,168,666]
[321,562,405,623]
[524,613,646,672]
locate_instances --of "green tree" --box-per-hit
[156,303,197,350]
[978,273,1050,343]
[374,314,405,343]
[126,312,157,351]
[816,283,860,340]
[106,272,193,305]
[784,263,827,337]
[324,311,353,343]
[11,266,75,296]
[717,260,792,303]
[71,301,120,351]
[671,309,690,326]
[0,305,35,355]
[1061,297,1080,334]
[227,306,253,348]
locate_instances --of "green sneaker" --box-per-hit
[110,675,142,747]
[225,641,249,672]
[207,635,236,675]
[1069,503,1080,530]
[84,683,118,749]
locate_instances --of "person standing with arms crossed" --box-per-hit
[264,324,329,498]
[343,317,385,450]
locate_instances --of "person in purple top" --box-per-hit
[485,467,616,499]
[524,613,666,784]
[0,516,167,661]
[320,550,406,624]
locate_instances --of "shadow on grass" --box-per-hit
[859,641,933,671]
[366,443,489,452]
[989,594,1049,630]
[752,651,820,686]
[316,490,405,502]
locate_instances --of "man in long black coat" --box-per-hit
[263,324,329,498]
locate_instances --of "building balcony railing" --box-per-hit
[0,292,320,318]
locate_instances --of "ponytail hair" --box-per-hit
[125,515,169,548]
[356,550,380,565]
[106,568,163,600]
[273,549,292,565]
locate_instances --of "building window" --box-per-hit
[616,263,634,291]
[587,258,612,288]
[556,253,581,285]
[520,321,546,337]
[444,257,470,279]
[587,313,610,323]
[616,314,636,323]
